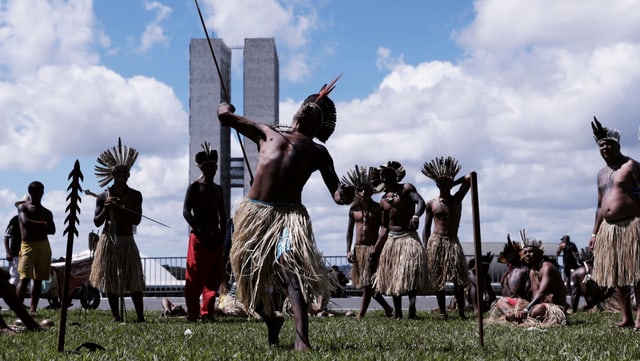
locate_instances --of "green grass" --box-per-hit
[1,308,640,360]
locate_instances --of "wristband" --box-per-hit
[591,234,597,238]
[412,215,419,219]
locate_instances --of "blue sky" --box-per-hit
[2,0,640,259]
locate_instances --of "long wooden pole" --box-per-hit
[470,171,484,347]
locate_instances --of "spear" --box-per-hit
[194,0,254,185]
[83,189,172,229]
[58,160,83,352]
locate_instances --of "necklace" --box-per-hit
[384,192,399,203]
[360,207,369,223]
[607,167,616,180]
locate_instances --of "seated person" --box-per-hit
[492,230,568,327]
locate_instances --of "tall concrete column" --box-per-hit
[242,38,279,192]
[189,38,232,216]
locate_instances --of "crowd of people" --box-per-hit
[0,88,637,351]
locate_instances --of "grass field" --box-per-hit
[1,308,640,360]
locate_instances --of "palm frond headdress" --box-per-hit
[95,138,139,187]
[341,165,380,193]
[195,141,218,166]
[591,116,620,145]
[421,156,461,181]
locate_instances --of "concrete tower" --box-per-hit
[189,37,279,218]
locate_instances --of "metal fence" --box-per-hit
[1,255,529,297]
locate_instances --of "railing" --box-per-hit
[2,255,555,297]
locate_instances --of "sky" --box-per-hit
[2,0,640,259]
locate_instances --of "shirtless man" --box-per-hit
[182,142,227,321]
[588,117,640,329]
[89,139,146,323]
[371,161,426,319]
[495,233,567,326]
[343,165,393,318]
[15,181,55,314]
[217,83,353,351]
[422,156,471,320]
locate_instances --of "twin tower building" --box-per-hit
[189,38,279,218]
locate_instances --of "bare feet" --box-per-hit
[384,308,394,318]
[394,310,403,320]
[616,320,633,328]
[267,316,284,346]
[408,305,417,320]
[0,327,16,335]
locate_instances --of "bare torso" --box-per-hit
[184,178,225,235]
[18,203,54,243]
[380,183,418,232]
[249,127,330,203]
[350,200,382,246]
[598,157,640,222]
[426,196,462,237]
[529,261,567,306]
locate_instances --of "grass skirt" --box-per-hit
[351,245,376,289]
[487,299,566,328]
[230,198,333,314]
[374,231,426,296]
[592,217,640,288]
[89,233,145,294]
[425,234,469,291]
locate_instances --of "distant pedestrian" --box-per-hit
[556,235,580,290]
[15,181,55,315]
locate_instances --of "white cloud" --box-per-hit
[3,0,640,260]
[0,0,97,77]
[138,1,172,52]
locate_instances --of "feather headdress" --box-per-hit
[94,138,138,187]
[468,252,494,270]
[195,141,218,166]
[518,228,544,254]
[373,161,406,191]
[497,234,523,265]
[591,116,620,144]
[296,74,341,143]
[340,165,380,193]
[422,156,461,181]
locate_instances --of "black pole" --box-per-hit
[470,171,484,347]
[58,160,83,352]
